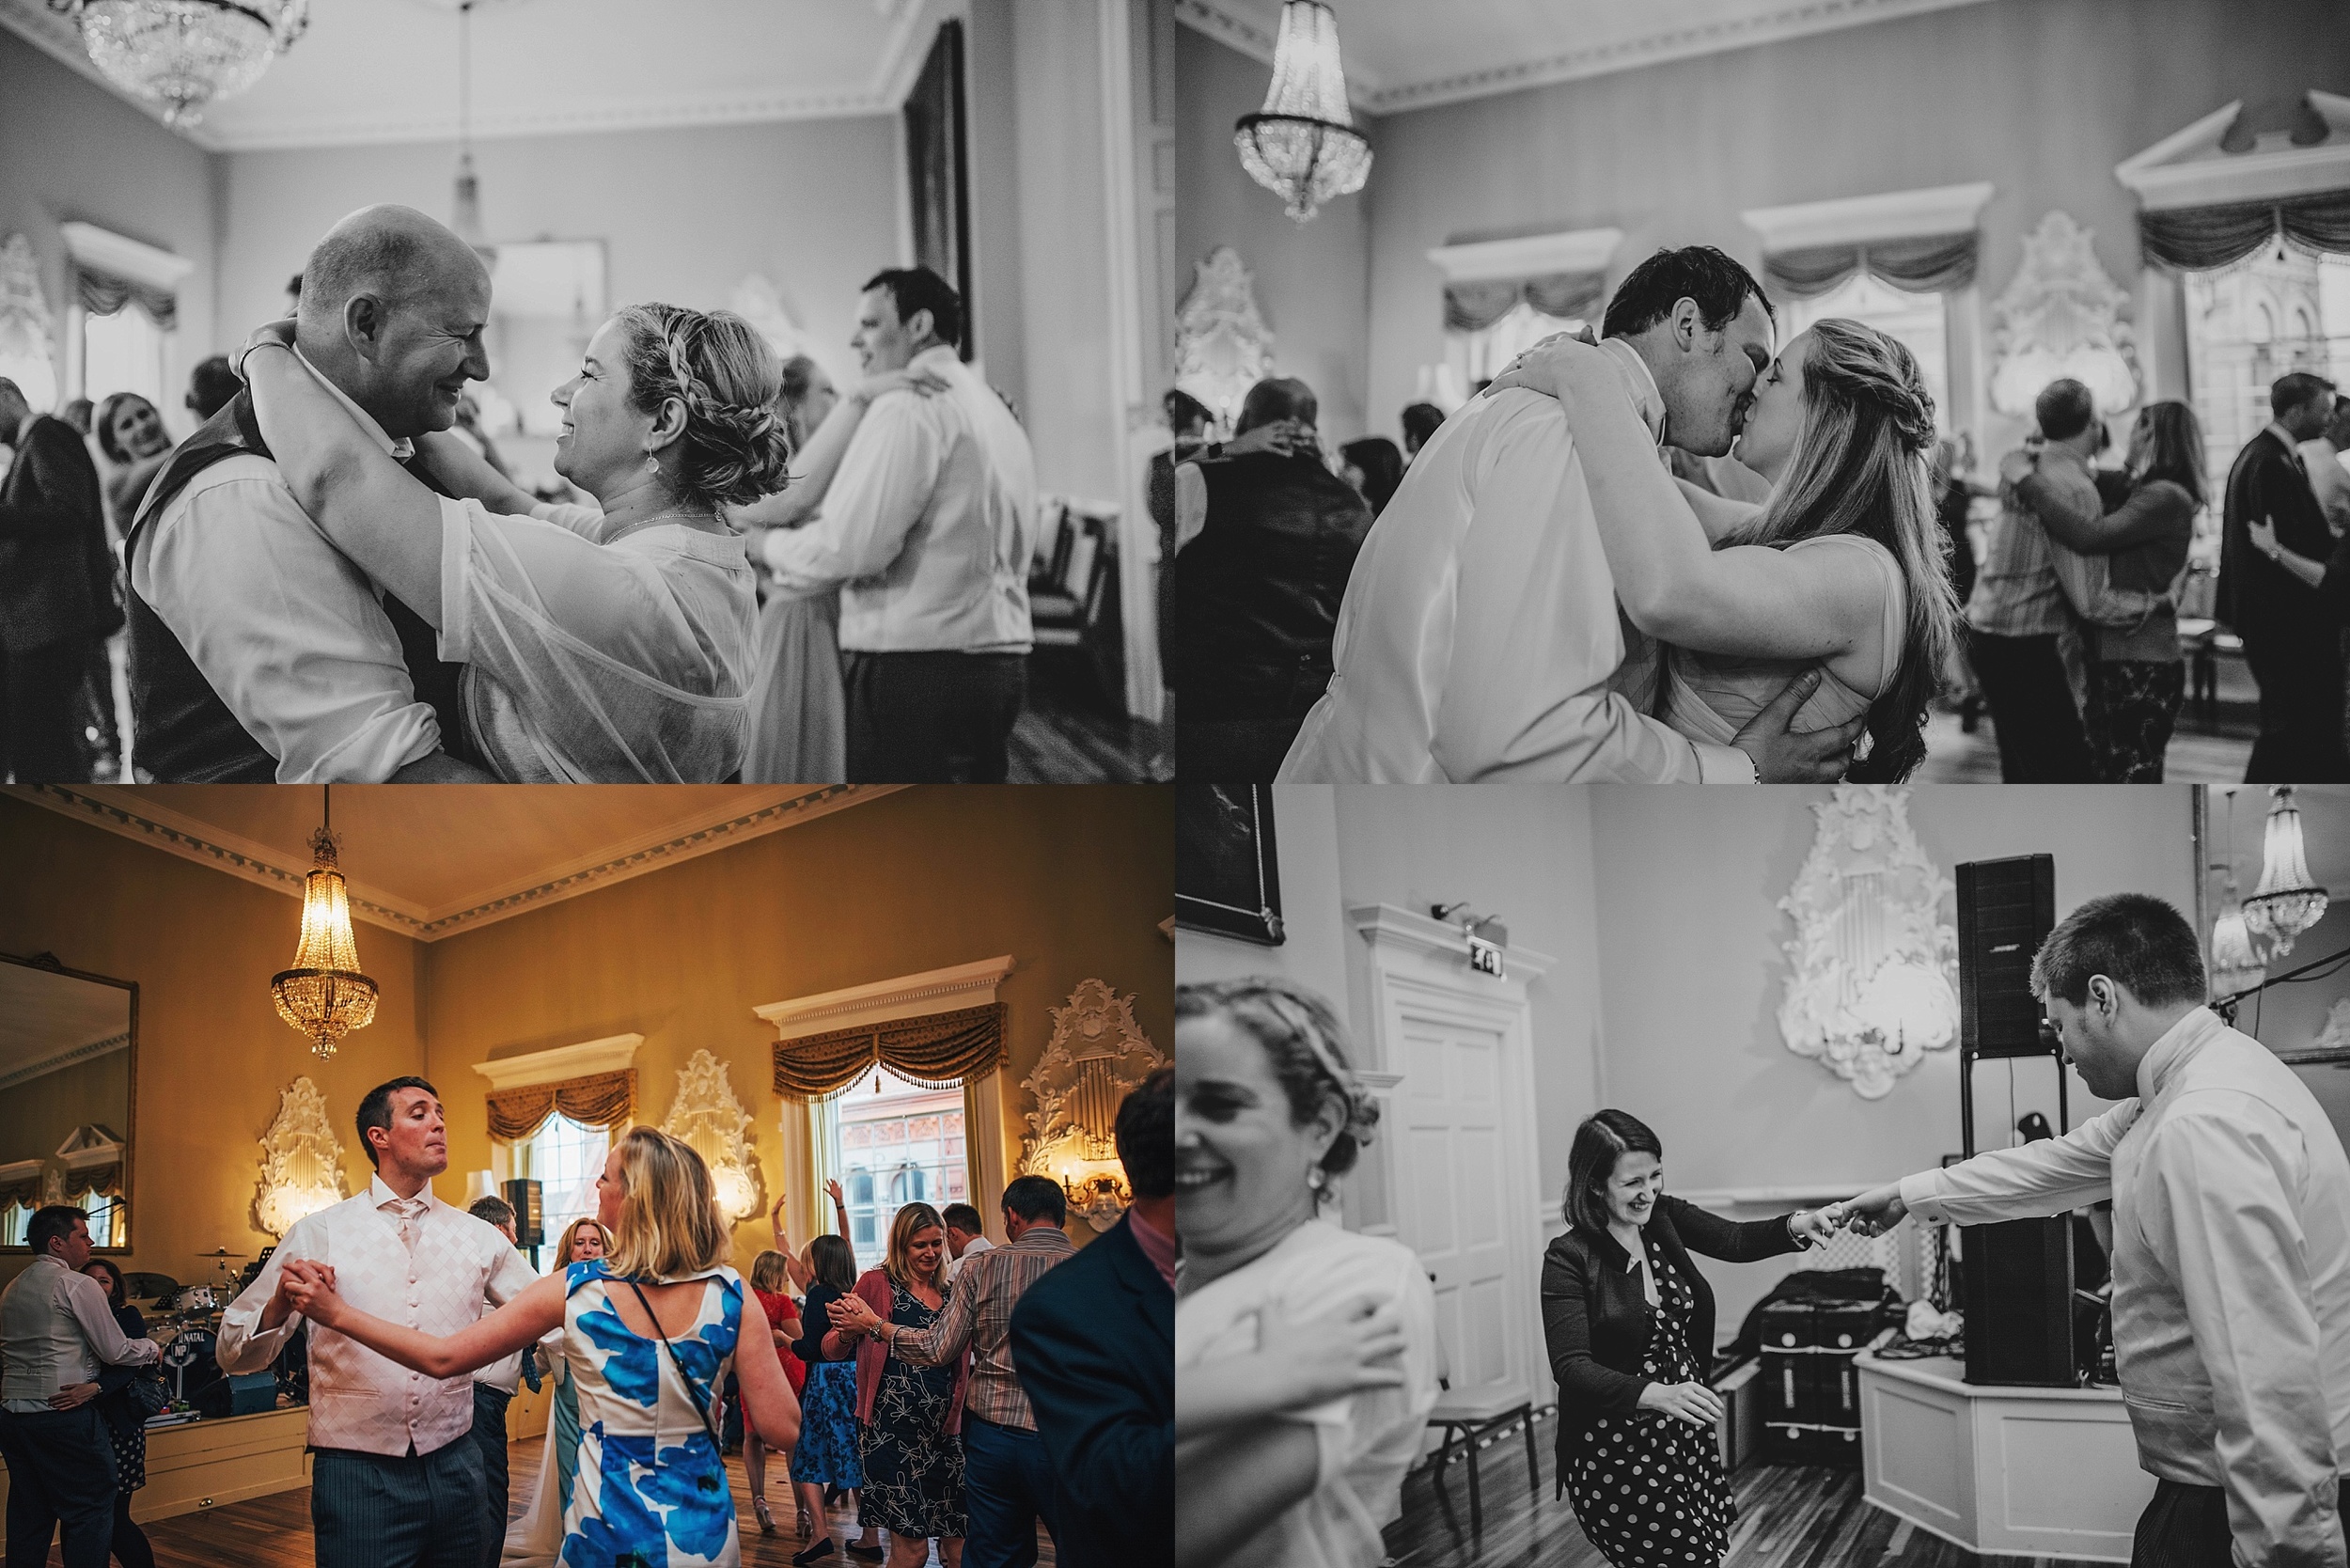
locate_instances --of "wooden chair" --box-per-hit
[1030,499,1125,705]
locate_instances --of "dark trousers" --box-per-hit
[962,1414,1059,1568]
[468,1383,513,1566]
[2130,1476,2348,1566]
[0,636,92,783]
[311,1439,488,1568]
[1176,713,1312,781]
[106,1489,153,1568]
[842,650,1026,783]
[1967,628,2092,782]
[0,1406,117,1568]
[2243,629,2350,781]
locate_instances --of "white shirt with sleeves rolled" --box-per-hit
[1277,337,1756,783]
[218,1174,539,1458]
[1898,1008,2350,1568]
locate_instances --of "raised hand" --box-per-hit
[1638,1380,1726,1428]
[1256,1293,1409,1409]
[1824,1184,1908,1238]
[824,1178,845,1210]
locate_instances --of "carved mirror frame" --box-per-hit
[0,951,137,1254]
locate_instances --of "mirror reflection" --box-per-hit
[0,957,133,1249]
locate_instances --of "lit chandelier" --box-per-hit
[46,0,309,128]
[1234,1,1371,224]
[2243,786,2328,960]
[272,786,379,1060]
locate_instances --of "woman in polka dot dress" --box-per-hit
[1540,1110,1837,1566]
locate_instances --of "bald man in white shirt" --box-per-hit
[1832,894,2350,1568]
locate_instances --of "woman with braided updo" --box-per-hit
[1491,317,1960,781]
[235,303,787,780]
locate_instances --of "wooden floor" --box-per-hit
[1009,653,1168,783]
[39,1435,1052,1567]
[1914,668,2259,784]
[1385,1412,2076,1568]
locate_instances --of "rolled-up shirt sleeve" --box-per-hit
[63,1274,157,1367]
[2138,1100,2343,1568]
[133,466,439,782]
[761,397,941,590]
[1899,1101,2132,1225]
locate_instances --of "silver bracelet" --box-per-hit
[232,337,294,383]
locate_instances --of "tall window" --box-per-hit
[826,1067,967,1258]
[1440,299,1587,408]
[81,306,165,407]
[1782,272,1950,435]
[513,1113,610,1254]
[2186,249,2350,485]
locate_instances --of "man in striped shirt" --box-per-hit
[832,1175,1075,1568]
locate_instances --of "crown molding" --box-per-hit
[1742,180,1993,252]
[0,783,901,942]
[2116,92,2350,212]
[754,954,1017,1039]
[472,1032,643,1092]
[0,1030,131,1094]
[1427,227,1623,283]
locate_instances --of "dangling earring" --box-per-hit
[644,454,660,476]
[1306,1165,1329,1198]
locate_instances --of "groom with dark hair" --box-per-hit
[126,204,496,783]
[1281,243,1861,783]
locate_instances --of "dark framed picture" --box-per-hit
[1176,785,1285,945]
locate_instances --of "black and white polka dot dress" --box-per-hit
[1564,1247,1734,1567]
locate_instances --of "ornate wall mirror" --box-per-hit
[0,952,136,1251]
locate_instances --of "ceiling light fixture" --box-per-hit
[271,785,379,1059]
[47,0,309,127]
[449,0,495,264]
[2244,785,2328,960]
[1233,1,1371,224]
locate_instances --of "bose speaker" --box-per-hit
[1960,1216,2076,1387]
[503,1178,544,1248]
[1957,855,2057,1058]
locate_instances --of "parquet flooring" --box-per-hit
[1915,662,2260,784]
[32,1435,1053,1568]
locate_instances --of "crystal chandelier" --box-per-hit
[47,0,309,127]
[1233,2,1371,224]
[2243,786,2327,960]
[271,786,379,1059]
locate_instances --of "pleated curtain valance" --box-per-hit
[2138,190,2350,272]
[1443,271,1607,332]
[63,1163,121,1201]
[1762,231,1980,302]
[0,1170,43,1210]
[485,1068,636,1142]
[74,263,177,329]
[772,1002,1007,1099]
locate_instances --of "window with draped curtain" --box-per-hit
[1782,271,1952,438]
[2181,247,2350,485]
[514,1113,610,1255]
[71,258,178,408]
[1437,272,1606,409]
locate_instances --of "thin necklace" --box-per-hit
[602,505,718,545]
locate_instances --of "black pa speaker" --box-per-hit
[503,1179,544,1248]
[1957,855,2057,1058]
[1960,1215,2076,1387]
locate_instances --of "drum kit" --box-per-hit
[140,1248,256,1424]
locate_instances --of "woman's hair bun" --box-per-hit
[615,303,795,510]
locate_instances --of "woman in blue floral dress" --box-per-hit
[286,1128,802,1568]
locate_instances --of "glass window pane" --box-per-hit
[82,308,164,407]
[1782,273,1950,438]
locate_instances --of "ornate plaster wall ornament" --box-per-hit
[0,234,59,413]
[1988,212,2140,416]
[1778,786,1960,1100]
[2310,997,2350,1056]
[254,1077,349,1237]
[730,274,811,364]
[1173,246,1275,427]
[1019,980,1166,1227]
[662,1049,762,1222]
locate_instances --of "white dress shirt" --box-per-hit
[219,1174,538,1458]
[760,345,1036,654]
[1277,337,1755,783]
[2299,435,2350,536]
[1900,1008,2350,1567]
[128,350,441,783]
[943,1232,994,1286]
[0,1256,159,1411]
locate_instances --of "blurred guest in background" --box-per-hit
[78,1258,160,1568]
[0,376,114,782]
[464,1194,527,1568]
[60,399,93,436]
[2301,395,2350,537]
[1340,437,1403,520]
[93,392,174,530]
[2219,370,2342,781]
[186,355,241,424]
[1400,402,1444,463]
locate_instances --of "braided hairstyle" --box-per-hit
[1175,977,1379,1186]
[1721,316,1958,782]
[611,304,793,510]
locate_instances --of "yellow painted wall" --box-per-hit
[0,796,430,1291]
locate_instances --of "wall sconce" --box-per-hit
[1433,904,1509,978]
[1059,1164,1135,1231]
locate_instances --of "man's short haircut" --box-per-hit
[468,1195,517,1230]
[1401,401,1446,452]
[2274,371,2339,420]
[355,1075,438,1168]
[188,355,241,419]
[0,377,24,408]
[2029,892,2206,1009]
[2035,379,2096,443]
[940,1202,985,1235]
[1237,376,1317,436]
[1164,388,1214,434]
[1116,1065,1173,1201]
[302,224,432,324]
[28,1205,87,1256]
[1000,1174,1066,1228]
[863,266,964,348]
[1601,245,1774,340]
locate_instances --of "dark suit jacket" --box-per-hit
[0,415,112,652]
[1007,1214,1171,1568]
[1540,1194,1802,1452]
[2218,426,2334,643]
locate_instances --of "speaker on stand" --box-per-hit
[1953,855,2076,1388]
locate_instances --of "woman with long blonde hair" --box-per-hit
[824,1202,969,1568]
[283,1127,799,1568]
[1494,315,1961,781]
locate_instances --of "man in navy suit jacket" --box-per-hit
[0,377,112,782]
[2218,370,2342,780]
[1010,1068,1172,1568]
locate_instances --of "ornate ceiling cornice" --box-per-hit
[1,783,902,943]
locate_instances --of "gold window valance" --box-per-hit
[63,1163,121,1201]
[772,1003,1006,1100]
[0,1170,43,1210]
[487,1069,637,1143]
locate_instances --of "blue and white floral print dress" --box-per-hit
[561,1259,744,1568]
